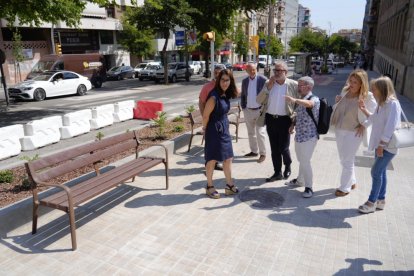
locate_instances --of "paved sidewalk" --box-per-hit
[0,119,413,275]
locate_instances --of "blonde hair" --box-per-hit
[370,76,397,106]
[343,69,369,99]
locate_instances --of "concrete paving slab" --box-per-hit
[0,67,413,275]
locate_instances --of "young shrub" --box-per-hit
[173,116,183,122]
[151,111,168,139]
[95,131,105,141]
[173,125,184,132]
[185,104,195,114]
[20,154,40,162]
[0,170,13,183]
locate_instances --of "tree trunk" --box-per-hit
[162,32,169,85]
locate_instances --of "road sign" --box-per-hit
[175,31,185,46]
[259,39,266,48]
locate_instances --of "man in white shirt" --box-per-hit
[256,61,299,182]
[240,63,268,163]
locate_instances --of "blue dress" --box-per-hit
[204,90,234,162]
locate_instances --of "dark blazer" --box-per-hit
[241,74,268,109]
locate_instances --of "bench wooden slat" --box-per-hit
[39,158,163,210]
[29,132,137,171]
[34,139,138,183]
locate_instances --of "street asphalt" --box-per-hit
[0,66,413,275]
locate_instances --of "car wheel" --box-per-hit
[139,77,143,81]
[117,75,122,81]
[185,75,190,82]
[33,88,46,101]
[77,84,87,96]
[93,78,102,88]
[171,75,177,83]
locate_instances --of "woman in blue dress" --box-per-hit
[202,69,239,199]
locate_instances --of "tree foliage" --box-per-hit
[119,12,155,59]
[289,28,325,56]
[233,26,249,60]
[258,32,283,58]
[0,0,126,27]
[127,0,197,84]
[328,34,359,59]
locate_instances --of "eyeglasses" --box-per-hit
[220,78,230,83]
[273,69,287,73]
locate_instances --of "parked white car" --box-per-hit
[188,61,202,74]
[8,71,92,101]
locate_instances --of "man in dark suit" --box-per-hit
[256,61,299,182]
[241,63,268,163]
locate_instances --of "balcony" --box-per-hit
[364,15,378,25]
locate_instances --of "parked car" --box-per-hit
[134,63,148,77]
[232,62,247,71]
[106,66,135,80]
[155,62,193,83]
[138,64,162,81]
[8,71,92,101]
[27,54,107,88]
[188,61,202,74]
[224,63,233,70]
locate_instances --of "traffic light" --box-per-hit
[203,31,215,41]
[276,24,281,34]
[55,43,62,54]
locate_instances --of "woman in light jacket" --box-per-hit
[358,76,401,213]
[330,69,377,196]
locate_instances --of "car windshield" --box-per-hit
[168,64,177,69]
[147,65,158,70]
[109,67,120,72]
[31,72,55,81]
[137,64,147,69]
[31,61,55,73]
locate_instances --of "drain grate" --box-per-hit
[239,189,284,209]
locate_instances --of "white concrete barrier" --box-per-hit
[60,109,92,139]
[113,100,134,122]
[90,104,114,130]
[0,124,25,159]
[20,116,62,151]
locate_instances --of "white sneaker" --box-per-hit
[303,187,313,198]
[284,178,304,186]
[358,201,377,214]
[376,199,385,210]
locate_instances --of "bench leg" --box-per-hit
[68,208,77,251]
[164,161,169,190]
[187,134,194,152]
[32,201,39,234]
[235,123,239,143]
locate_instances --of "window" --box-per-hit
[100,31,114,44]
[63,72,78,79]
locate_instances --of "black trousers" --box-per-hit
[265,113,292,174]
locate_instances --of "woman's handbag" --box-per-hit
[388,108,414,148]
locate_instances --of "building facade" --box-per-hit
[371,0,414,101]
[297,4,310,33]
[0,0,142,87]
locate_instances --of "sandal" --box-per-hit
[225,184,239,196]
[206,185,220,199]
[358,201,376,214]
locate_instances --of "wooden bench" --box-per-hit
[228,102,245,143]
[25,130,169,250]
[187,110,204,152]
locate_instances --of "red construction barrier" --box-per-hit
[133,100,164,120]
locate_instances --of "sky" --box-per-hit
[299,0,366,34]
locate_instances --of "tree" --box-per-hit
[233,26,249,61]
[119,12,155,60]
[11,29,24,82]
[0,0,127,27]
[289,28,325,56]
[328,34,358,61]
[127,0,196,84]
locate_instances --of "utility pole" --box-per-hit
[265,1,275,77]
